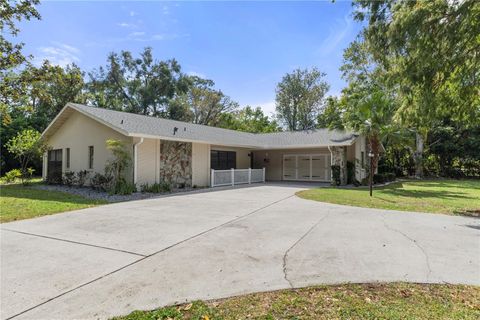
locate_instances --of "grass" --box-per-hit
[0,183,106,223]
[297,179,480,216]
[113,283,480,320]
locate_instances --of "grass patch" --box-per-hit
[0,183,106,223]
[297,179,480,216]
[113,283,480,320]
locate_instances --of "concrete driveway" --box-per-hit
[1,184,479,319]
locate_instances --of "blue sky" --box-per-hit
[18,1,362,115]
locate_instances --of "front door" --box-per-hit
[47,149,63,183]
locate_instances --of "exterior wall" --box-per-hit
[135,138,160,186]
[252,147,330,181]
[210,145,251,169]
[160,140,192,188]
[45,111,132,182]
[192,143,210,187]
[354,136,367,182]
[330,146,347,185]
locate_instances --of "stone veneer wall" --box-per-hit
[160,141,192,188]
[330,146,347,185]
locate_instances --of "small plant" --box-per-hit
[63,171,76,187]
[90,172,112,191]
[110,179,136,195]
[331,165,341,186]
[46,171,62,185]
[140,181,171,193]
[3,169,22,183]
[76,170,89,187]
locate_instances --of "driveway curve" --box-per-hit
[1,184,479,319]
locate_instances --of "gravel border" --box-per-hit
[32,184,201,203]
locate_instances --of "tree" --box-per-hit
[5,129,48,183]
[87,47,191,116]
[169,76,239,126]
[352,0,480,176]
[275,68,329,131]
[0,62,86,174]
[316,96,344,130]
[219,106,280,133]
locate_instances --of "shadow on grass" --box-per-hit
[402,179,480,190]
[0,184,102,205]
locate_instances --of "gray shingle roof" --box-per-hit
[51,103,358,148]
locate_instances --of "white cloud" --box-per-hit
[129,31,146,37]
[162,5,170,15]
[129,10,137,17]
[36,43,80,66]
[118,22,138,28]
[317,12,354,57]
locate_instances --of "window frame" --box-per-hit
[66,148,70,169]
[88,146,94,169]
[210,150,236,170]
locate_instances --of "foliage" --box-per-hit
[90,172,112,191]
[76,170,89,187]
[1,61,85,174]
[3,169,22,183]
[346,161,355,185]
[218,106,280,133]
[140,182,172,193]
[63,171,76,187]
[298,179,480,216]
[114,283,480,320]
[373,173,395,184]
[170,76,239,126]
[331,165,341,186]
[5,129,48,183]
[352,0,480,128]
[275,67,329,131]
[316,96,344,130]
[104,139,133,194]
[0,184,106,223]
[87,47,190,116]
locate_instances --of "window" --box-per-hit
[88,146,94,169]
[66,148,70,169]
[361,151,365,168]
[210,150,236,170]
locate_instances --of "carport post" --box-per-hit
[231,168,235,186]
[248,168,251,184]
[211,169,215,188]
[262,167,266,183]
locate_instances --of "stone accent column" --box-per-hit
[330,146,347,185]
[160,141,192,188]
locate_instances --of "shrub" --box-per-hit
[140,181,172,193]
[90,173,112,191]
[385,173,396,182]
[63,171,76,187]
[46,171,62,185]
[346,161,355,184]
[110,179,136,195]
[373,174,385,184]
[331,165,341,186]
[3,169,22,183]
[76,170,89,187]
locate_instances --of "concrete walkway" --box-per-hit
[1,184,479,319]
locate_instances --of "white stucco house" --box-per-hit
[41,103,368,187]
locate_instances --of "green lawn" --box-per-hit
[297,179,480,216]
[0,184,106,223]
[113,283,480,320]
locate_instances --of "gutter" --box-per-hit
[133,138,144,184]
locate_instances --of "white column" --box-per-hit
[211,169,215,187]
[248,168,251,184]
[262,167,266,182]
[231,168,235,186]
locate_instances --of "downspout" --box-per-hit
[133,138,144,184]
[328,146,333,181]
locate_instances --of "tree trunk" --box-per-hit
[414,132,424,178]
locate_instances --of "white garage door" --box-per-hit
[282,154,331,181]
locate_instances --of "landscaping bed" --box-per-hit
[114,283,480,320]
[297,179,480,216]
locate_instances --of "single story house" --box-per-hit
[41,103,368,187]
